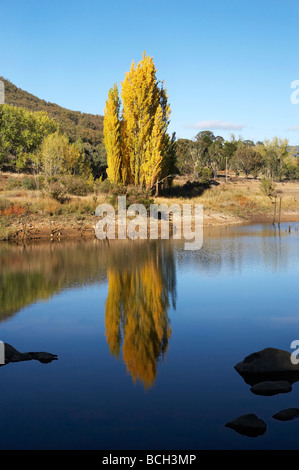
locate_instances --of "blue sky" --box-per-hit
[1,0,299,144]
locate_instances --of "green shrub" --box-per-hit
[63,175,93,196]
[37,175,45,189]
[22,176,36,190]
[198,167,213,185]
[126,186,154,210]
[0,198,12,212]
[80,201,95,215]
[284,163,299,180]
[108,185,153,211]
[260,177,276,197]
[45,181,68,203]
[95,179,115,194]
[7,178,22,190]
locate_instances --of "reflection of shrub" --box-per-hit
[260,177,276,197]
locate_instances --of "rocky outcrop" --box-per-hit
[225,347,299,437]
[225,414,267,437]
[272,408,299,421]
[234,348,299,385]
[1,343,58,366]
[250,380,292,396]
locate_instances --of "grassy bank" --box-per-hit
[157,176,299,226]
[1,173,299,241]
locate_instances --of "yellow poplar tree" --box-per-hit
[103,83,122,183]
[104,52,172,189]
[141,104,164,188]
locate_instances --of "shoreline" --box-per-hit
[2,175,299,243]
[1,209,299,243]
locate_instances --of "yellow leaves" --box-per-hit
[104,52,171,189]
[141,104,164,188]
[40,131,89,177]
[65,143,80,170]
[257,137,291,159]
[103,83,122,184]
[104,244,172,389]
[105,269,122,358]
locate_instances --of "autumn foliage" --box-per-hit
[104,53,176,190]
[104,242,176,388]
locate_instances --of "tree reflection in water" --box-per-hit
[105,241,177,389]
[0,239,177,388]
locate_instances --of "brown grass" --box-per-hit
[1,173,299,240]
[156,176,299,223]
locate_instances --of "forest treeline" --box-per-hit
[1,68,299,199]
[0,77,107,179]
[176,131,299,183]
[102,52,299,195]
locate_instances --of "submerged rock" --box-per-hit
[272,408,299,421]
[1,343,58,366]
[250,380,292,396]
[234,348,299,385]
[225,413,267,437]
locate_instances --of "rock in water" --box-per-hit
[234,348,299,385]
[272,408,299,421]
[225,414,267,437]
[250,380,292,396]
[1,343,58,366]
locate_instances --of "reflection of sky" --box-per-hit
[0,223,299,449]
[176,223,299,276]
[174,222,299,347]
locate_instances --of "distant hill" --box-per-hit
[0,77,104,146]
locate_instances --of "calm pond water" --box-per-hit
[0,222,299,450]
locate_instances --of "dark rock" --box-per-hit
[225,413,267,437]
[250,380,292,396]
[1,343,58,366]
[272,408,299,421]
[234,348,299,385]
